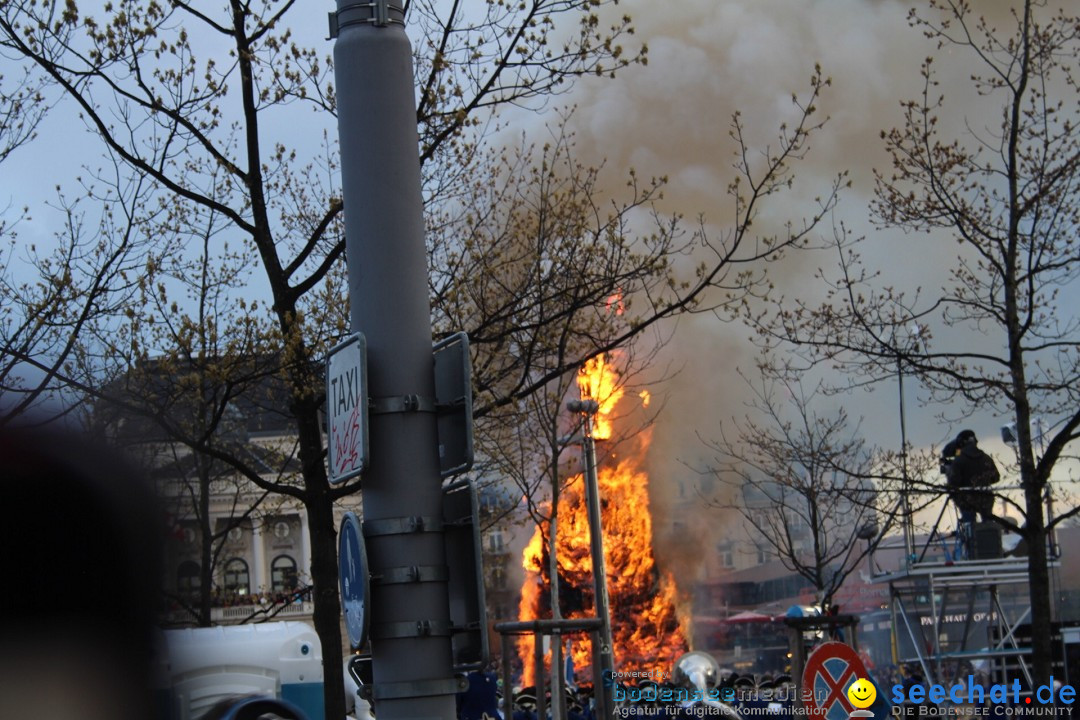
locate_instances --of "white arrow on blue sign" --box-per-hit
[339,511,370,650]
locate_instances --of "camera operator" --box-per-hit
[941,430,998,555]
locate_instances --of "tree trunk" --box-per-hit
[1024,481,1053,686]
[199,461,213,627]
[294,394,347,720]
[548,454,562,623]
[307,480,346,720]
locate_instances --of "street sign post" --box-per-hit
[802,641,872,720]
[442,479,488,670]
[433,332,474,478]
[332,0,460,713]
[327,334,369,484]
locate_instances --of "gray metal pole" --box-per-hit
[552,630,566,720]
[590,629,603,716]
[568,400,615,720]
[534,633,547,720]
[332,2,456,718]
[501,633,514,720]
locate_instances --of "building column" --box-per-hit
[251,522,267,593]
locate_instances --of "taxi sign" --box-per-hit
[326,334,368,484]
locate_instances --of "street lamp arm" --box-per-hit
[567,399,600,414]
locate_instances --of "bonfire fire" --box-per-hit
[518,354,687,680]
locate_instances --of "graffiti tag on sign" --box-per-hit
[333,404,363,476]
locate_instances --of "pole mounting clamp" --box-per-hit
[370,394,437,415]
[370,676,468,701]
[370,619,452,640]
[329,1,406,38]
[362,516,443,537]
[372,564,449,585]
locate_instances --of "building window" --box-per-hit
[223,558,250,596]
[272,554,298,593]
[787,512,806,533]
[488,531,505,553]
[178,561,201,595]
[756,546,770,565]
[715,541,735,569]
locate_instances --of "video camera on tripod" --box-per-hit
[939,440,959,479]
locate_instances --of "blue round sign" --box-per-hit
[339,511,370,649]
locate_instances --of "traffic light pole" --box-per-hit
[332,2,457,718]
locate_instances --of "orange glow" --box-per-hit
[578,355,623,440]
[639,390,651,408]
[518,353,686,681]
[605,291,625,316]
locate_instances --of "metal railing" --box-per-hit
[162,600,315,626]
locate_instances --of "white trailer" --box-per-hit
[160,621,323,720]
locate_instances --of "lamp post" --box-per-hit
[895,322,924,568]
[566,398,615,720]
[332,2,456,716]
[897,351,915,567]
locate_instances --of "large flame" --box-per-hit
[578,354,622,440]
[518,354,686,682]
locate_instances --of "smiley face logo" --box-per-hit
[847,677,877,709]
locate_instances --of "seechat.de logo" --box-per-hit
[891,675,1076,712]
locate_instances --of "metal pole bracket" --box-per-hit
[371,619,453,640]
[373,564,449,585]
[331,0,406,37]
[370,394,437,415]
[363,516,443,537]
[371,676,468,701]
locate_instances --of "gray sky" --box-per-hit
[538,0,1080,579]
[3,0,1076,567]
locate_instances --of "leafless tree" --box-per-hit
[1,2,842,712]
[747,0,1080,684]
[700,369,893,611]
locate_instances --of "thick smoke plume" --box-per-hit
[546,0,1023,608]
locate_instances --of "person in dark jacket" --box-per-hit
[943,430,999,556]
[949,430,998,518]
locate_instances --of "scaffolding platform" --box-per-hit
[870,537,1059,692]
[873,555,1035,586]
